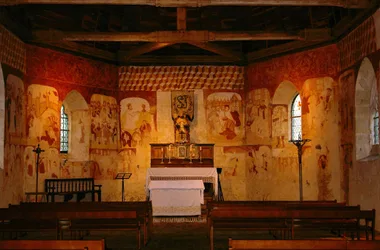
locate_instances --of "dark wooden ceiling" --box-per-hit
[0,0,379,65]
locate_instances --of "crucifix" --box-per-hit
[289,136,311,201]
[33,144,45,202]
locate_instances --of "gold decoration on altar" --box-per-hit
[171,91,194,144]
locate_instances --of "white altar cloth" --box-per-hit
[145,168,218,198]
[148,180,204,216]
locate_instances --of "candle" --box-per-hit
[200,146,202,151]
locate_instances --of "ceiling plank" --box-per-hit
[177,7,186,31]
[121,55,243,65]
[246,40,325,62]
[0,0,370,8]
[31,40,117,62]
[118,42,173,61]
[31,29,331,43]
[189,42,245,62]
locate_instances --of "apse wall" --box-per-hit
[1,8,380,209]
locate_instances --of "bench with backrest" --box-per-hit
[228,239,380,250]
[45,178,102,202]
[209,206,375,250]
[0,207,141,250]
[15,201,152,245]
[0,239,105,250]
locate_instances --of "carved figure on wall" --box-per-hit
[171,91,194,144]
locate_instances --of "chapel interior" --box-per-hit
[1,0,380,250]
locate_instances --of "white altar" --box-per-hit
[148,180,204,216]
[145,167,218,198]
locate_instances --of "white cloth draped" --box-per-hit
[148,180,205,216]
[145,168,218,198]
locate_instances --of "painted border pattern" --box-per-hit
[119,65,245,91]
[0,25,26,73]
[338,16,376,71]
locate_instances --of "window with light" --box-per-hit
[374,111,379,145]
[291,94,302,141]
[60,105,69,153]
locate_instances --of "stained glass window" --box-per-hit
[374,111,379,145]
[291,94,302,140]
[60,105,69,153]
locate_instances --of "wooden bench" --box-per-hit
[15,201,152,245]
[209,206,375,250]
[0,239,105,250]
[45,178,102,202]
[0,208,141,250]
[228,239,380,250]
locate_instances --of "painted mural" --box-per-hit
[120,97,155,148]
[272,105,288,148]
[246,89,271,145]
[206,92,243,143]
[302,77,340,200]
[26,84,60,149]
[90,94,118,150]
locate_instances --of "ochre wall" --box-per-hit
[0,9,380,229]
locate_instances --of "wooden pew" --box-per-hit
[210,208,291,250]
[0,208,141,250]
[15,201,152,245]
[45,178,102,202]
[228,239,380,250]
[0,239,105,250]
[228,239,347,250]
[0,208,59,240]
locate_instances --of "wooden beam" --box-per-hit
[31,29,331,43]
[189,42,245,62]
[246,40,325,62]
[122,55,243,65]
[0,0,371,8]
[31,40,117,62]
[177,7,186,31]
[117,42,173,61]
[332,2,378,39]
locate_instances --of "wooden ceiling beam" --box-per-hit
[246,40,325,62]
[31,29,331,43]
[121,55,243,65]
[0,0,370,8]
[31,40,117,62]
[177,7,186,31]
[189,42,245,62]
[117,42,173,61]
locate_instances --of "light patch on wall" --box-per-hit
[355,57,377,160]
[0,64,4,169]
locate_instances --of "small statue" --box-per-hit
[173,112,191,144]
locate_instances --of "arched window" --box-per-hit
[291,94,302,140]
[374,111,379,145]
[60,105,69,153]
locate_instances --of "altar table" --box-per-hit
[145,167,218,198]
[148,180,204,216]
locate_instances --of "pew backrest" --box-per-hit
[0,240,105,250]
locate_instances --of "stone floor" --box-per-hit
[19,218,375,250]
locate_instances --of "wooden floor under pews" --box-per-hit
[1,200,380,250]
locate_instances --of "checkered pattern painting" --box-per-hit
[0,25,26,73]
[338,16,376,70]
[119,65,245,91]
